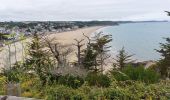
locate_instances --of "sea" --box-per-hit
[97,22,170,61]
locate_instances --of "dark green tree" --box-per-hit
[156,38,170,78]
[25,33,53,84]
[113,47,134,70]
[82,45,98,70]
[82,32,112,72]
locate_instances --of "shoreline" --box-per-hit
[47,26,104,44]
[0,26,104,69]
[46,26,105,63]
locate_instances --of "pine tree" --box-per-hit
[82,45,98,70]
[26,33,53,84]
[82,32,112,72]
[156,38,170,78]
[114,47,134,70]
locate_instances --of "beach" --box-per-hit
[0,26,103,69]
[48,26,103,44]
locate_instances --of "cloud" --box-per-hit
[0,0,170,21]
[119,12,170,21]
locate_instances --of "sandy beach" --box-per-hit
[49,26,102,44]
[0,26,103,69]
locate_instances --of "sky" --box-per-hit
[0,0,170,21]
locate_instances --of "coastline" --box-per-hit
[47,26,104,44]
[0,26,104,69]
[46,26,104,63]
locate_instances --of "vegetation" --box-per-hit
[82,32,112,72]
[156,38,170,79]
[111,65,160,84]
[113,47,134,70]
[86,72,111,87]
[0,29,170,99]
[29,34,56,85]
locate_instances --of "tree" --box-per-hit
[25,33,53,84]
[92,32,112,72]
[82,32,112,72]
[155,11,170,78]
[113,47,134,70]
[44,37,73,67]
[82,43,98,70]
[156,38,170,78]
[73,39,85,67]
[82,33,98,70]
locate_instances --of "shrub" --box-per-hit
[105,88,133,100]
[21,77,43,99]
[86,72,111,87]
[46,73,61,84]
[3,68,21,82]
[0,76,6,95]
[87,88,106,100]
[2,62,26,83]
[44,80,170,100]
[58,74,84,89]
[112,65,160,84]
[110,70,130,81]
[45,85,87,100]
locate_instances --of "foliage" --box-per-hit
[0,72,170,99]
[2,62,25,82]
[156,37,170,78]
[113,47,134,69]
[25,33,54,84]
[45,85,79,100]
[58,74,84,89]
[21,76,43,99]
[82,32,112,72]
[111,65,160,84]
[0,76,6,95]
[86,72,111,87]
[110,70,130,81]
[44,80,170,100]
[82,47,98,70]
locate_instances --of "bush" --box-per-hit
[3,68,21,82]
[110,70,130,81]
[86,72,111,87]
[21,77,43,99]
[45,85,73,100]
[45,85,86,100]
[46,73,61,84]
[58,74,84,89]
[0,76,6,95]
[44,80,170,100]
[112,65,160,84]
[105,88,133,100]
[2,62,26,83]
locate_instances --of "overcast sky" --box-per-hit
[0,0,170,21]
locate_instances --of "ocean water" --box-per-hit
[99,22,170,61]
